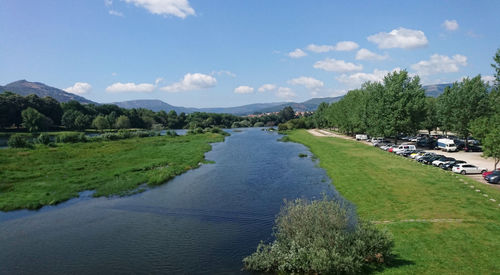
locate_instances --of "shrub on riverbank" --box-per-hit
[7,134,31,148]
[243,197,393,274]
[56,132,87,143]
[36,133,51,145]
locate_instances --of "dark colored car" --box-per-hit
[422,155,444,165]
[464,145,482,152]
[442,160,466,170]
[485,171,500,184]
[483,168,500,178]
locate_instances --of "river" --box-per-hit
[0,128,344,274]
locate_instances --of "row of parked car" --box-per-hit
[366,138,499,184]
[359,134,483,152]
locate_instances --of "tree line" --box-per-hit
[294,48,499,168]
[0,92,299,132]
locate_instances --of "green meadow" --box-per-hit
[289,130,500,274]
[0,133,225,211]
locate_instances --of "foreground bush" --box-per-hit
[7,134,31,148]
[243,197,393,274]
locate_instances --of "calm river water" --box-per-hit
[0,128,344,274]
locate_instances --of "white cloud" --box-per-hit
[313,58,363,73]
[334,41,359,51]
[306,41,359,53]
[355,48,388,61]
[367,27,428,49]
[122,0,195,18]
[411,54,467,75]
[105,0,113,7]
[276,87,296,101]
[161,73,216,92]
[234,86,254,94]
[337,68,401,88]
[211,70,236,77]
[109,10,124,16]
[307,44,334,53]
[258,84,276,92]
[111,72,118,76]
[442,20,459,31]
[106,82,155,93]
[288,48,307,58]
[288,76,324,90]
[65,82,92,95]
[481,75,495,85]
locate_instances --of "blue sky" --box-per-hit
[1,0,499,107]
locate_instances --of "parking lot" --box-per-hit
[309,129,499,189]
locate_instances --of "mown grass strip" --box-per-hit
[288,130,500,274]
[0,133,225,211]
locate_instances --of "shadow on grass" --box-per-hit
[362,255,415,274]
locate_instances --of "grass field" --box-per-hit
[288,130,500,274]
[0,133,225,211]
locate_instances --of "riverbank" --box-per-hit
[289,130,500,274]
[0,133,226,211]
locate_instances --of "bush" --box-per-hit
[243,197,393,274]
[100,132,122,141]
[36,133,51,145]
[165,130,178,137]
[56,132,87,143]
[7,134,31,148]
[277,123,289,131]
[253,122,265,127]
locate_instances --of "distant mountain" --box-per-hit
[112,97,341,115]
[1,80,96,104]
[254,96,344,114]
[199,102,286,115]
[0,79,453,114]
[112,99,195,114]
[423,83,452,97]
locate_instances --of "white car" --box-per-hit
[452,164,487,175]
[432,157,455,167]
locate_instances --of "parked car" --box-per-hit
[379,144,392,150]
[371,137,385,146]
[437,138,457,152]
[401,150,418,157]
[432,157,456,167]
[409,150,425,159]
[394,144,417,155]
[356,134,369,141]
[485,171,500,184]
[422,154,445,165]
[388,145,399,153]
[452,164,487,175]
[416,152,436,162]
[464,145,482,152]
[442,160,466,170]
[482,168,500,178]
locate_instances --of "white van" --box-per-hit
[393,144,416,154]
[437,138,457,152]
[355,134,368,141]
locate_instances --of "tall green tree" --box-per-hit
[278,106,295,123]
[492,48,500,85]
[381,70,426,143]
[115,115,131,129]
[92,115,110,131]
[421,97,439,134]
[448,76,490,143]
[21,107,51,132]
